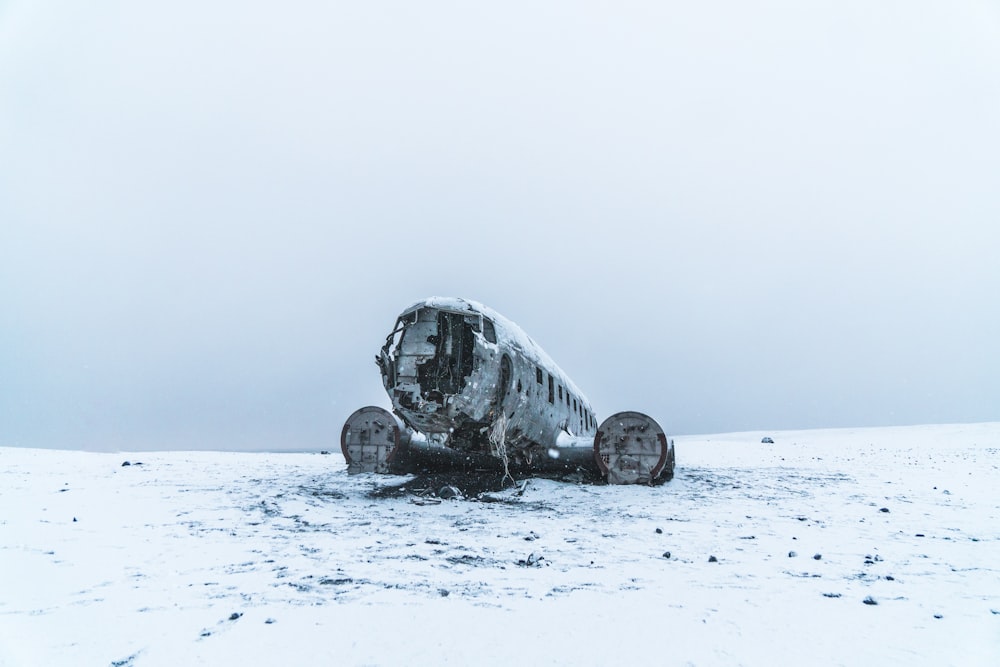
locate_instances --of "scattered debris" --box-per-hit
[655,528,663,534]
[517,553,545,567]
[761,437,774,444]
[320,450,331,455]
[662,551,671,559]
[813,554,822,560]
[121,461,131,467]
[228,612,242,621]
[371,471,512,501]
[439,589,450,597]
[708,555,718,563]
[933,614,943,619]
[788,551,797,558]
[863,596,878,605]
[265,618,276,624]
[822,593,842,598]
[879,507,890,513]
[319,577,353,585]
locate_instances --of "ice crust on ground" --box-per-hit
[1,422,998,666]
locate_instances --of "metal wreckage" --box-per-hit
[341,297,675,485]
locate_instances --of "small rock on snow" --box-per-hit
[708,555,718,563]
[813,553,822,560]
[662,551,671,559]
[863,596,878,606]
[788,551,797,558]
[229,612,243,621]
[518,553,545,567]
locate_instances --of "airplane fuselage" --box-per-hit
[342,297,674,484]
[377,297,595,464]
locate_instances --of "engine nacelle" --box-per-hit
[594,411,675,485]
[341,406,405,474]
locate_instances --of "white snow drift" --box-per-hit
[1,422,998,666]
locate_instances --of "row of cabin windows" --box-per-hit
[536,365,595,430]
[475,317,598,430]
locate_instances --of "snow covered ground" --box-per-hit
[1,422,998,666]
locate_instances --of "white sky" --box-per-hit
[2,1,999,450]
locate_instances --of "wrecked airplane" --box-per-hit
[341,297,675,485]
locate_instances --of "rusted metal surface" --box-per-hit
[347,297,675,484]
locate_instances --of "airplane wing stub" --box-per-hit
[342,406,405,474]
[594,411,674,485]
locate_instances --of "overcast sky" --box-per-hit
[2,1,998,451]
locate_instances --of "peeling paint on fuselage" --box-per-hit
[378,297,597,461]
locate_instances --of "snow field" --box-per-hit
[1,423,998,665]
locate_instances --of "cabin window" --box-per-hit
[536,367,543,384]
[547,374,554,403]
[558,385,562,401]
[483,318,497,344]
[566,393,570,407]
[573,398,577,413]
[516,379,522,393]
